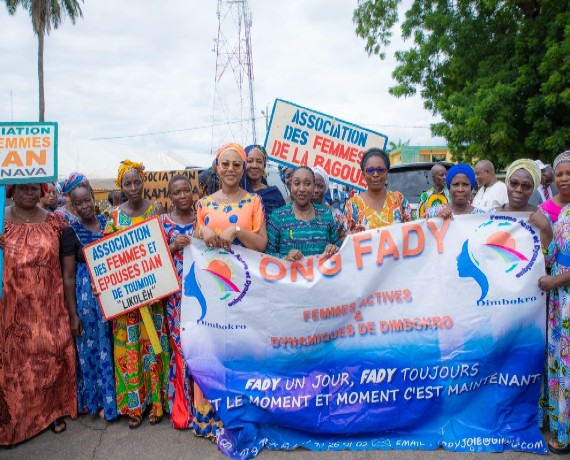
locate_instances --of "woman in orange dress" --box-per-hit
[345,148,412,231]
[0,183,77,446]
[192,143,267,441]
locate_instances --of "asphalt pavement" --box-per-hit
[0,414,553,460]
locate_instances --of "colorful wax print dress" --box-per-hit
[105,205,170,419]
[541,204,570,446]
[160,214,195,429]
[345,190,412,231]
[61,215,118,420]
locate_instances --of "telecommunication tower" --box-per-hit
[211,0,257,152]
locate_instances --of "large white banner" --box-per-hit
[181,214,547,458]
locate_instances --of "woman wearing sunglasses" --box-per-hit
[345,148,411,232]
[496,159,541,213]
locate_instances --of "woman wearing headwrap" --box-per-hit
[427,163,486,218]
[540,151,570,224]
[311,166,346,240]
[345,148,411,231]
[55,172,90,223]
[496,159,541,212]
[278,164,296,203]
[244,144,285,218]
[104,160,169,429]
[193,143,267,442]
[0,183,77,445]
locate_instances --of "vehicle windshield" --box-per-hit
[387,169,433,204]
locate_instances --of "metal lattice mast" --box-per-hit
[211,0,257,152]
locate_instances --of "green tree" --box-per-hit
[354,0,570,167]
[4,0,83,121]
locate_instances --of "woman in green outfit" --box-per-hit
[267,166,341,260]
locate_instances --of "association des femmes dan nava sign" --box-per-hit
[0,122,58,184]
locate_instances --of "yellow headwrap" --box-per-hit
[116,159,146,188]
[505,159,541,193]
[215,143,247,162]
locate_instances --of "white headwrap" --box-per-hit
[312,166,330,192]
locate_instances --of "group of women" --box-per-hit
[1,143,570,455]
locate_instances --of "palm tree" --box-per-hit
[388,139,410,152]
[4,0,83,121]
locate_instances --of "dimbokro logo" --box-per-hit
[184,247,251,320]
[456,216,539,302]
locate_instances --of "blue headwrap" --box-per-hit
[446,163,476,190]
[59,172,89,195]
[245,145,268,164]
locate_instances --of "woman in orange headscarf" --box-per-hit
[192,143,267,441]
[104,160,169,429]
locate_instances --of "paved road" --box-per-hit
[0,415,552,460]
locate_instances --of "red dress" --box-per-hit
[0,213,77,445]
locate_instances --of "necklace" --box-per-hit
[293,203,314,220]
[222,188,241,202]
[12,206,38,223]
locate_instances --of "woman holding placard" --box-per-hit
[104,160,169,429]
[61,182,117,421]
[160,175,195,429]
[193,143,267,441]
[0,183,76,445]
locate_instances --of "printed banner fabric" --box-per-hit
[181,214,547,458]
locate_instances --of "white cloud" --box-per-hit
[0,0,445,159]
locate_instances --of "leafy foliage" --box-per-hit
[354,0,570,167]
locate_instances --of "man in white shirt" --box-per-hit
[472,160,508,210]
[529,160,557,205]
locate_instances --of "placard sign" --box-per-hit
[264,100,388,190]
[83,216,179,320]
[143,169,200,212]
[0,122,58,184]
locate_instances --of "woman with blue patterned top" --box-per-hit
[267,166,341,261]
[61,182,118,422]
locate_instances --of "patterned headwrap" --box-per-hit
[505,159,541,193]
[245,144,267,165]
[312,166,330,193]
[553,151,570,172]
[59,172,88,195]
[446,163,476,190]
[6,183,49,199]
[215,143,247,162]
[116,159,145,188]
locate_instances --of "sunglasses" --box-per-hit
[508,179,533,192]
[364,167,387,175]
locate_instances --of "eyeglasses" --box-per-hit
[364,167,387,175]
[508,179,533,192]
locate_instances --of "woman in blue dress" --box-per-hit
[62,182,117,421]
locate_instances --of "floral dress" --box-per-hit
[104,205,170,420]
[160,214,195,429]
[61,215,117,420]
[541,204,570,446]
[345,190,412,231]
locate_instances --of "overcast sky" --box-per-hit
[0,1,445,156]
